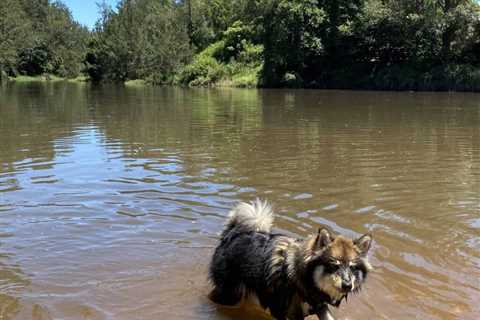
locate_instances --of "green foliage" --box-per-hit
[237,42,264,65]
[177,20,263,87]
[225,59,262,87]
[0,0,31,76]
[177,49,226,86]
[0,0,88,79]
[230,68,261,88]
[214,21,256,62]
[9,74,65,82]
[17,42,52,75]
[259,0,480,90]
[261,0,326,86]
[180,0,265,50]
[86,0,192,84]
[4,0,480,90]
[43,1,89,77]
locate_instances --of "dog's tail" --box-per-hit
[224,199,274,234]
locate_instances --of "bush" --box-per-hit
[17,43,52,76]
[230,64,262,87]
[176,20,263,88]
[237,43,263,65]
[177,52,225,86]
[214,21,256,63]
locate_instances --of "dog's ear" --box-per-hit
[312,228,332,250]
[354,233,372,255]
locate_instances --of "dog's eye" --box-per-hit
[329,259,341,266]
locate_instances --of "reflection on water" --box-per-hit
[0,82,479,319]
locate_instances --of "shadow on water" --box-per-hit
[0,83,479,319]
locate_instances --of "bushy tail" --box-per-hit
[224,199,274,234]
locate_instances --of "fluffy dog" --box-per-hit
[208,200,373,320]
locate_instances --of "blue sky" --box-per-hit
[63,0,119,29]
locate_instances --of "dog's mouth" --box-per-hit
[340,280,356,294]
[341,287,353,294]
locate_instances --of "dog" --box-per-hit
[208,200,373,320]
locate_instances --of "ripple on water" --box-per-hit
[355,205,376,214]
[468,218,480,228]
[292,193,313,200]
[321,203,339,211]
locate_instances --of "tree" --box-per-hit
[86,0,191,83]
[17,42,51,75]
[0,0,32,77]
[1,0,89,78]
[261,0,325,86]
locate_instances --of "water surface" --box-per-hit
[0,83,479,319]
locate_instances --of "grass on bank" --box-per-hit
[67,75,89,83]
[124,79,148,86]
[8,75,150,86]
[9,74,64,82]
[8,74,90,83]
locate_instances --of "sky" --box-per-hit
[63,0,119,29]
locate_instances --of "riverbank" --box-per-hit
[4,0,480,92]
[6,67,480,92]
[175,53,480,91]
[7,75,89,83]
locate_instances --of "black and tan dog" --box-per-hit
[209,200,373,320]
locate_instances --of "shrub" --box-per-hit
[177,53,225,86]
[176,22,263,87]
[214,21,256,63]
[231,64,262,88]
[237,43,263,65]
[17,43,52,76]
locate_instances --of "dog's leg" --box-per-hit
[269,311,287,320]
[315,305,335,320]
[208,286,243,306]
[285,303,306,320]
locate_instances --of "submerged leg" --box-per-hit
[315,305,335,320]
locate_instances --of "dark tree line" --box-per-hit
[256,0,480,89]
[2,0,480,90]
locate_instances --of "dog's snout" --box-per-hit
[341,280,353,291]
[341,270,353,291]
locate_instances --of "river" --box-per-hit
[0,83,478,319]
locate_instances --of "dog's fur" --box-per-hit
[209,200,373,320]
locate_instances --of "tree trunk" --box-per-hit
[186,0,193,47]
[441,0,459,63]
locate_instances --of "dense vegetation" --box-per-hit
[2,0,480,90]
[0,0,89,81]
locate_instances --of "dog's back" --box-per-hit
[208,200,278,305]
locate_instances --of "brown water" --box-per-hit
[0,83,479,320]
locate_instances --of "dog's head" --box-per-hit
[304,228,373,305]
